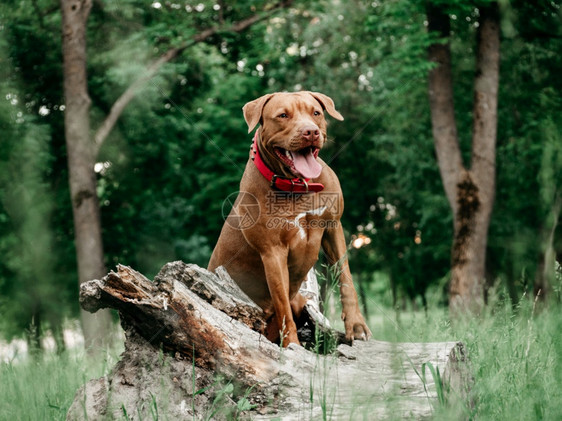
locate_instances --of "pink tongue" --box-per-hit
[292,150,323,179]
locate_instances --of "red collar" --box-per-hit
[250,132,324,193]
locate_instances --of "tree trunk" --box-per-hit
[26,310,42,358]
[61,0,113,350]
[427,3,500,315]
[67,261,471,420]
[534,192,562,301]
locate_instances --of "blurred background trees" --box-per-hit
[0,0,560,351]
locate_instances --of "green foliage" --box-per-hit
[0,0,78,344]
[0,29,69,344]
[489,2,562,291]
[1,0,561,343]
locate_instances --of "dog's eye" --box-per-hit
[313,111,322,116]
[278,113,289,119]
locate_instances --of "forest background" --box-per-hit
[0,0,561,355]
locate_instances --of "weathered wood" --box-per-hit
[68,262,470,420]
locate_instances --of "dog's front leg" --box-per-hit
[260,249,300,347]
[322,223,372,342]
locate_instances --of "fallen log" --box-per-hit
[67,261,471,420]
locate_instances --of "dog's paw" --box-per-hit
[343,312,372,343]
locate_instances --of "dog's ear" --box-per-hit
[242,93,275,133]
[308,92,344,121]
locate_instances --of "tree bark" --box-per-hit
[61,0,113,350]
[67,261,471,420]
[461,2,500,312]
[427,4,464,214]
[534,192,562,301]
[427,2,500,315]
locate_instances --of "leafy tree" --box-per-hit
[0,37,66,352]
[1,0,293,349]
[425,0,501,314]
[1,0,561,349]
[60,0,293,348]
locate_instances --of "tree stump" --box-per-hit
[67,261,471,420]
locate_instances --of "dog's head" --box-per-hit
[243,91,344,179]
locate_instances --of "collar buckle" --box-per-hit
[270,174,281,189]
[301,179,309,193]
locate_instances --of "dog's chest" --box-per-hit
[265,192,335,242]
[272,210,327,244]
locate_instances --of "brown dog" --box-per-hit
[208,91,371,346]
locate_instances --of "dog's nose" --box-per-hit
[301,125,320,142]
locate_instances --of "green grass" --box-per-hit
[366,294,562,420]
[457,299,562,421]
[0,347,121,420]
[1,295,561,420]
